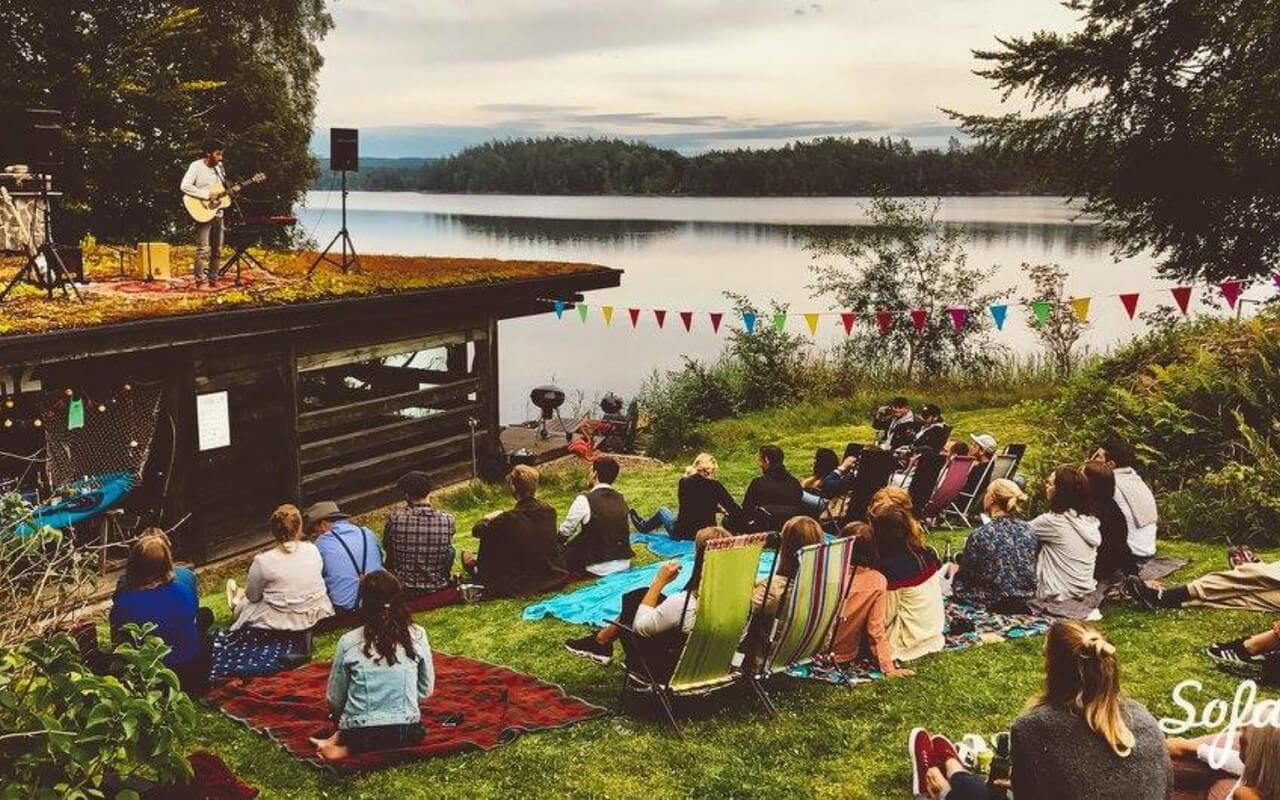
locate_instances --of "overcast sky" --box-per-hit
[312,0,1081,157]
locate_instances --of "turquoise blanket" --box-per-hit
[523,550,776,627]
[630,531,695,559]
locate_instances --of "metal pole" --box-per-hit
[468,416,478,479]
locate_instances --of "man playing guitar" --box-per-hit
[179,139,228,286]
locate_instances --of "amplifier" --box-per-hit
[136,241,171,280]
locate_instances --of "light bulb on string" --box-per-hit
[33,418,42,428]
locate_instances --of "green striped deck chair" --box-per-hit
[755,537,856,702]
[619,533,767,736]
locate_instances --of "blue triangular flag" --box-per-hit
[743,312,757,333]
[554,300,566,319]
[989,304,1008,331]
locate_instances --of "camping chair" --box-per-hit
[920,455,977,529]
[749,537,856,711]
[942,456,998,527]
[616,533,769,737]
[907,450,947,517]
[1001,443,1027,477]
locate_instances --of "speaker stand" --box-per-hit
[307,169,360,279]
[0,173,82,303]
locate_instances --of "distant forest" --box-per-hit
[311,136,1063,195]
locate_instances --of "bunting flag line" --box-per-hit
[772,312,787,333]
[910,308,927,333]
[743,312,757,334]
[1070,297,1091,324]
[1171,286,1193,315]
[1119,293,1140,320]
[840,312,856,335]
[948,307,967,332]
[710,312,723,333]
[803,313,819,336]
[554,300,566,319]
[990,304,1008,330]
[1220,280,1243,310]
[601,306,614,326]
[628,308,641,327]
[577,303,588,323]
[1031,300,1051,325]
[680,311,694,332]
[654,309,667,328]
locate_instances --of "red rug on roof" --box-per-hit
[207,652,607,774]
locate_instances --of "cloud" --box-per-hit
[476,103,592,114]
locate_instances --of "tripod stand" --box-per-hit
[0,172,81,303]
[307,169,360,278]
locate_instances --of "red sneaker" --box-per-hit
[909,727,934,796]
[932,734,961,771]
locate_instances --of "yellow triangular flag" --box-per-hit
[803,313,819,336]
[602,306,614,326]
[1070,297,1091,323]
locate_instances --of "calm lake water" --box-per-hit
[296,193,1260,424]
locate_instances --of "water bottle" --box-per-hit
[988,731,1011,785]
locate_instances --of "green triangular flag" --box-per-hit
[1031,299,1052,325]
[772,312,787,332]
[67,398,84,430]
[577,303,588,323]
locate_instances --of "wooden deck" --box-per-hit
[500,417,583,464]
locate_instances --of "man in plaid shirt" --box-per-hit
[383,471,456,593]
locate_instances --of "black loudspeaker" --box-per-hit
[26,109,63,169]
[330,127,358,172]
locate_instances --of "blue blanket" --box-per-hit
[523,550,777,627]
[630,531,696,559]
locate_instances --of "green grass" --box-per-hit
[193,399,1280,799]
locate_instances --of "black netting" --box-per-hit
[43,382,162,489]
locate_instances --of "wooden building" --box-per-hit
[0,264,620,563]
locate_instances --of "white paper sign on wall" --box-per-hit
[196,391,231,451]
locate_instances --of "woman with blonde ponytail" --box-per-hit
[950,479,1039,612]
[631,452,741,540]
[1009,620,1172,799]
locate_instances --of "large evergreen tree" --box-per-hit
[950,0,1280,283]
[0,1,331,243]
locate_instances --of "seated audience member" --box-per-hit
[736,445,804,530]
[949,479,1038,611]
[909,621,1173,800]
[874,396,918,450]
[1168,720,1280,800]
[957,433,998,496]
[1085,462,1141,580]
[110,535,210,695]
[227,504,334,631]
[828,523,913,678]
[310,571,434,762]
[1030,466,1101,600]
[308,501,384,613]
[382,471,455,595]
[909,404,948,453]
[800,448,841,513]
[563,526,730,676]
[1091,438,1159,565]
[560,455,635,576]
[753,516,824,615]
[114,527,197,598]
[1206,619,1280,675]
[1128,558,1280,614]
[631,453,741,540]
[869,487,945,661]
[464,465,569,597]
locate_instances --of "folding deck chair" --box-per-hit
[920,455,976,529]
[749,537,856,711]
[942,456,999,527]
[616,533,769,737]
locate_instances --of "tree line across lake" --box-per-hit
[312,136,1064,196]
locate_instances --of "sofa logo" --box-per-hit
[1162,678,1280,768]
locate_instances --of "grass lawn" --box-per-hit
[193,397,1280,799]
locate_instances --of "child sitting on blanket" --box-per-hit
[827,523,914,678]
[563,526,730,678]
[311,570,435,762]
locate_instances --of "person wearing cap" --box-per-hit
[958,433,999,498]
[307,501,384,612]
[382,471,455,596]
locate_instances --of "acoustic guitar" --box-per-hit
[182,172,266,223]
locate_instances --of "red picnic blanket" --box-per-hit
[207,653,606,774]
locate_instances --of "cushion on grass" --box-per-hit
[207,652,607,774]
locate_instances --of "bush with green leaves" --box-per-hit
[0,625,198,799]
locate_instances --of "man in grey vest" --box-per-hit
[559,456,634,576]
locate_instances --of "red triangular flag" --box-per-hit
[948,307,968,332]
[1119,293,1140,320]
[709,312,723,333]
[910,308,927,333]
[1220,280,1243,309]
[875,309,893,335]
[840,312,856,335]
[679,311,693,332]
[628,308,641,327]
[1171,286,1193,314]
[1273,273,1280,291]
[654,309,667,328]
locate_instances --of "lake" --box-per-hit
[296,193,1259,424]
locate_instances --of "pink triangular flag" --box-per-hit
[654,309,667,328]
[840,312,856,335]
[1220,280,1243,309]
[679,311,693,332]
[875,310,892,335]
[1171,286,1193,314]
[910,308,927,333]
[628,308,641,327]
[947,307,967,332]
[709,312,723,333]
[1119,293,1140,320]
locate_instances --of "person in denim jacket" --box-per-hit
[311,571,435,762]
